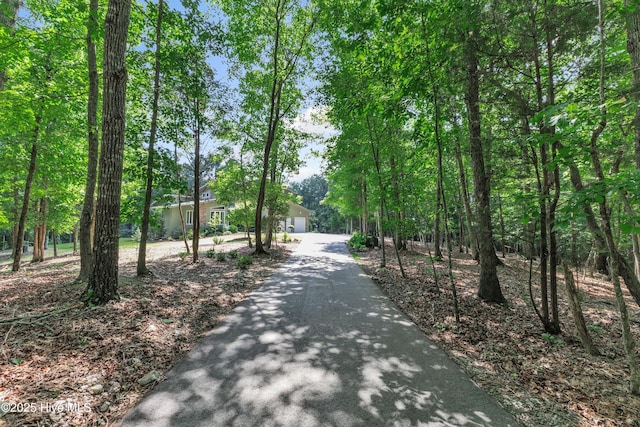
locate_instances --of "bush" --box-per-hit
[223,230,232,236]
[282,231,291,243]
[229,224,238,233]
[229,249,238,259]
[216,251,227,261]
[212,236,224,245]
[348,232,367,251]
[205,248,216,258]
[132,226,142,242]
[236,255,253,269]
[178,251,189,260]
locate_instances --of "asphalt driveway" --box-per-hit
[119,233,517,427]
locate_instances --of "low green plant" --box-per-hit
[236,255,253,269]
[216,251,227,261]
[205,248,216,258]
[178,251,189,260]
[348,232,367,251]
[212,236,224,245]
[282,231,291,243]
[132,226,142,242]
[229,224,238,233]
[229,249,238,259]
[541,332,563,346]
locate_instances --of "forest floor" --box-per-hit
[1,235,640,426]
[0,235,297,426]
[353,241,640,427]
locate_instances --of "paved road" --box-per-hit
[119,233,518,427]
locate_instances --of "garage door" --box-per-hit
[294,217,306,233]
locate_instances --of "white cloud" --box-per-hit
[290,106,338,137]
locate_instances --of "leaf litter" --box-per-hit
[0,238,296,426]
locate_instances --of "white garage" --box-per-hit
[293,216,306,233]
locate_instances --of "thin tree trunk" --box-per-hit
[52,229,57,257]
[73,222,79,254]
[12,120,40,272]
[32,199,46,263]
[137,0,164,276]
[77,0,100,282]
[192,98,200,263]
[591,0,639,394]
[563,262,599,356]
[455,140,478,259]
[85,0,132,305]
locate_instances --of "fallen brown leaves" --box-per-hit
[355,242,640,427]
[0,238,296,426]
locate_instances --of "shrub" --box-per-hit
[186,229,194,240]
[228,249,238,259]
[348,232,367,251]
[132,226,141,242]
[216,251,227,262]
[236,255,253,269]
[288,225,295,232]
[282,231,291,243]
[223,230,232,236]
[229,224,238,233]
[178,251,189,260]
[205,248,216,258]
[212,236,224,245]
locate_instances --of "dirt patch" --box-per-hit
[0,238,296,426]
[353,242,640,427]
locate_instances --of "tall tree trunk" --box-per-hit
[464,30,506,304]
[591,0,639,394]
[192,98,200,263]
[137,0,163,276]
[0,0,19,92]
[625,0,640,168]
[78,0,100,282]
[12,119,41,272]
[85,0,132,305]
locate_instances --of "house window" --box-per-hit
[185,210,194,226]
[201,192,210,200]
[209,209,225,226]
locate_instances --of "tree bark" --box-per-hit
[192,98,200,263]
[78,0,100,282]
[32,199,46,263]
[464,30,506,304]
[625,0,640,168]
[85,0,131,305]
[137,0,163,276]
[563,262,599,356]
[12,120,41,272]
[455,139,478,259]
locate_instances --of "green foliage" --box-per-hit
[282,231,291,243]
[228,249,238,259]
[132,227,142,242]
[212,236,224,245]
[205,248,216,258]
[228,224,238,233]
[541,333,564,347]
[178,251,189,260]
[348,232,367,251]
[236,255,253,269]
[216,251,227,261]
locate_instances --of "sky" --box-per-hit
[288,106,338,182]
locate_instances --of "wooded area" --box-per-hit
[1,0,640,422]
